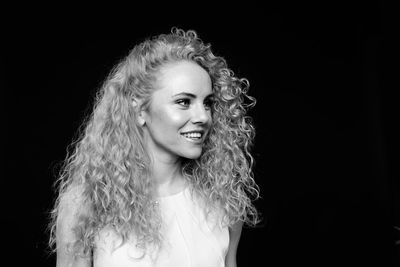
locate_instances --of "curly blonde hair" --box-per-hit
[49,27,260,257]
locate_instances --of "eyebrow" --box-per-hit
[172,92,214,98]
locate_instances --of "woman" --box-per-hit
[49,28,259,267]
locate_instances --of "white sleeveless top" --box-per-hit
[93,187,229,267]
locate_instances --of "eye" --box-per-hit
[204,98,214,110]
[176,98,191,108]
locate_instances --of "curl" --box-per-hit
[48,27,260,258]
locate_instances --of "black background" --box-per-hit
[3,1,398,266]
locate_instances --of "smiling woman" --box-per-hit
[48,28,259,267]
[140,61,213,161]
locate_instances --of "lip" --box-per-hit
[180,129,207,144]
[180,129,205,135]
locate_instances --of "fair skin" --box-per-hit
[139,60,213,196]
[56,186,92,267]
[226,221,244,267]
[56,60,242,266]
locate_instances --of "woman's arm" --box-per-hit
[225,221,244,267]
[56,187,91,267]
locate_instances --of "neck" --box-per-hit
[149,154,185,197]
[142,131,186,196]
[152,156,182,185]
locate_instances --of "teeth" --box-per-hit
[182,132,202,139]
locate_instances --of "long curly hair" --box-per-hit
[49,27,260,257]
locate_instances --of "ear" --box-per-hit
[132,99,146,126]
[137,110,146,126]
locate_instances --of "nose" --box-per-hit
[191,103,211,125]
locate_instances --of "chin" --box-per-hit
[180,149,202,160]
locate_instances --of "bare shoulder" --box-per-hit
[56,184,91,267]
[58,185,88,229]
[225,221,244,267]
[59,185,87,210]
[230,221,244,234]
[228,221,244,249]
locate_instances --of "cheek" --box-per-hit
[153,108,187,130]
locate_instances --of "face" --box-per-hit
[140,60,213,162]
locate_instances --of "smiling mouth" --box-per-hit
[180,132,204,142]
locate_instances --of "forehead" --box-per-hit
[155,60,212,96]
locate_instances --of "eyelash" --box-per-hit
[176,99,191,107]
[176,98,213,110]
[204,99,213,109]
